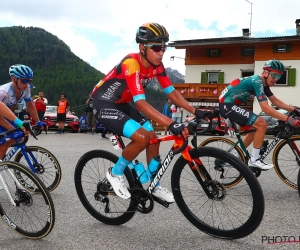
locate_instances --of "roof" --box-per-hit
[168,35,300,47]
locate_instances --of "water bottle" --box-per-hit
[259,140,269,155]
[146,156,161,177]
[133,160,148,184]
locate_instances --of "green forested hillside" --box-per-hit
[0,26,182,113]
[0,26,105,108]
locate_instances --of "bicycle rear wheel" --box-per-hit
[0,161,55,239]
[74,150,136,225]
[14,146,62,192]
[199,137,246,187]
[171,147,264,239]
[273,136,300,189]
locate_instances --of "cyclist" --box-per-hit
[219,60,300,170]
[92,22,205,202]
[0,64,46,159]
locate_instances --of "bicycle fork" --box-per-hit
[0,169,21,207]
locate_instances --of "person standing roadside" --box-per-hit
[162,98,172,135]
[85,93,96,134]
[34,92,48,122]
[171,104,183,123]
[56,93,70,134]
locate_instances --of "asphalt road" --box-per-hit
[0,132,299,250]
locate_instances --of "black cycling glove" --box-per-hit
[293,107,300,117]
[168,122,186,136]
[194,109,213,119]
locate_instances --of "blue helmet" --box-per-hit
[9,64,33,79]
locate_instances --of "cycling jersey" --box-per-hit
[0,82,31,112]
[219,75,273,104]
[92,53,175,103]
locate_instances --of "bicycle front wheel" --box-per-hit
[171,147,264,239]
[199,137,246,187]
[0,161,55,239]
[74,150,136,225]
[273,136,300,189]
[14,146,62,192]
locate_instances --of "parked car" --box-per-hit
[185,109,226,136]
[78,113,106,133]
[259,109,300,135]
[41,105,80,132]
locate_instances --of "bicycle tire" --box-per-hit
[199,137,246,187]
[171,147,265,239]
[0,161,55,239]
[14,146,62,192]
[273,136,300,189]
[74,150,136,225]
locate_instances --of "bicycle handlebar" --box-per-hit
[171,108,221,154]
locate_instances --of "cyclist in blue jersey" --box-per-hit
[219,60,300,170]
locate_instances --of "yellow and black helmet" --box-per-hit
[136,22,169,44]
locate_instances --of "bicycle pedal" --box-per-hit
[152,195,170,208]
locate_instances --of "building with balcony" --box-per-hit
[169,19,300,113]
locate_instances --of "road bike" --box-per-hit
[0,128,55,239]
[74,109,265,239]
[1,124,62,192]
[199,113,300,189]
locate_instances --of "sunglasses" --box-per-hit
[144,44,167,53]
[268,72,282,80]
[19,78,32,84]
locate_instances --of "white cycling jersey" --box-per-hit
[0,82,31,112]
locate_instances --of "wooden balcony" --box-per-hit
[173,83,229,101]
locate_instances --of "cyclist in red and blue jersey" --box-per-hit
[92,22,203,202]
[219,60,300,170]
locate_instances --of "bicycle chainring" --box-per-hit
[130,186,154,214]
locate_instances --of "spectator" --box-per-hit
[34,91,48,122]
[171,104,183,123]
[56,93,70,134]
[162,98,172,135]
[101,126,110,139]
[85,93,96,133]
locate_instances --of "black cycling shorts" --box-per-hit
[219,103,258,127]
[92,99,149,137]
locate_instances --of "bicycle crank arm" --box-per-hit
[152,195,170,208]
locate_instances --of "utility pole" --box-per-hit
[245,0,253,36]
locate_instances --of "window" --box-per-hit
[278,45,286,52]
[201,71,224,84]
[211,50,218,57]
[241,47,254,56]
[275,70,288,85]
[208,73,218,83]
[273,44,292,53]
[274,68,296,86]
[206,49,221,57]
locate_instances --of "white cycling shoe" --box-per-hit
[152,186,175,203]
[106,168,131,199]
[248,159,273,170]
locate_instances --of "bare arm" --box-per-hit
[135,100,174,126]
[26,101,40,122]
[268,95,295,112]
[259,101,289,121]
[167,90,196,114]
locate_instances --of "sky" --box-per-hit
[0,0,299,76]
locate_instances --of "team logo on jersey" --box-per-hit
[231,105,250,118]
[259,84,264,94]
[136,71,142,92]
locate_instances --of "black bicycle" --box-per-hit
[200,112,300,189]
[74,109,265,239]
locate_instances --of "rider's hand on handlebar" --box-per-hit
[293,107,300,117]
[286,116,300,128]
[168,122,189,139]
[36,121,47,129]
